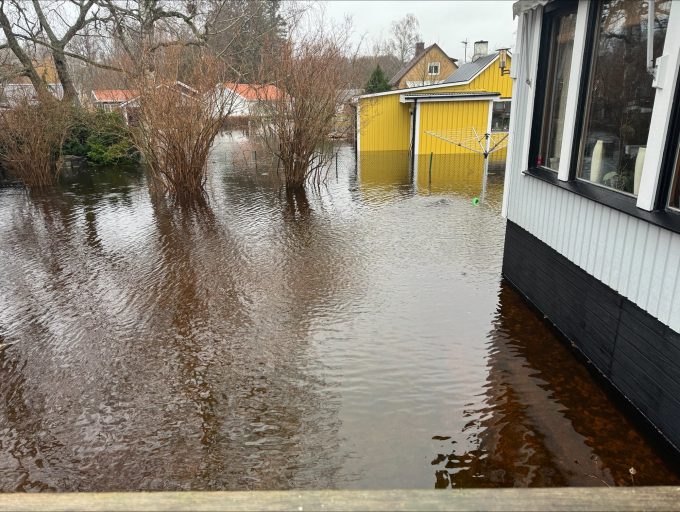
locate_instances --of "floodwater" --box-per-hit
[0,134,678,491]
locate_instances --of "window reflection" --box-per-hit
[669,136,680,211]
[577,0,670,195]
[491,101,511,132]
[539,6,577,171]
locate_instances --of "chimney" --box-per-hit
[415,42,425,57]
[472,40,488,61]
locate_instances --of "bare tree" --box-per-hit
[387,13,421,65]
[0,0,228,105]
[207,0,286,81]
[125,48,236,202]
[255,14,358,192]
[0,0,110,105]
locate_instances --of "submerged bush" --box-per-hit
[0,100,71,188]
[63,109,139,166]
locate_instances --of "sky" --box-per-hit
[323,1,518,61]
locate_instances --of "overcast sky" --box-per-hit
[323,1,517,61]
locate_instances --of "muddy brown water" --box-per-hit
[0,134,678,491]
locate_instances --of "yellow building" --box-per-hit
[358,47,512,180]
[389,43,458,89]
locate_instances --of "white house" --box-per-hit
[503,0,680,450]
[0,83,63,109]
[219,83,286,117]
[91,89,137,111]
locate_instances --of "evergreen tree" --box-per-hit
[364,65,391,94]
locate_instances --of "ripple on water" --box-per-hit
[0,144,678,491]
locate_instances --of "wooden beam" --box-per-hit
[1,488,680,511]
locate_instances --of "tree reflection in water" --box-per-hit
[0,143,678,491]
[432,283,680,488]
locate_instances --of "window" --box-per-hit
[428,62,440,75]
[669,145,680,211]
[576,0,670,196]
[491,101,511,132]
[532,2,578,172]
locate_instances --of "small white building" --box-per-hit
[219,83,286,117]
[0,83,63,109]
[91,89,137,112]
[504,0,680,450]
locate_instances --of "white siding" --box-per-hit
[507,172,680,332]
[505,1,680,333]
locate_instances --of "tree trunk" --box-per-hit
[0,9,51,102]
[52,46,81,107]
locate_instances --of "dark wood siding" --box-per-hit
[503,220,680,451]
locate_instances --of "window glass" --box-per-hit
[538,5,577,171]
[492,101,511,132]
[577,0,670,195]
[428,62,440,75]
[669,136,680,211]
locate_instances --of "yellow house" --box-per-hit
[357,47,512,181]
[389,42,458,89]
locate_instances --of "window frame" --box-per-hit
[528,0,580,175]
[655,66,680,215]
[427,62,440,75]
[491,99,512,133]
[522,0,680,234]
[570,0,662,198]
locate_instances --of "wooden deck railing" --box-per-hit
[1,487,680,511]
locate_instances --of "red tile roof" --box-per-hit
[223,83,285,101]
[92,89,137,103]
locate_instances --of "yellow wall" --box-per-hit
[417,100,491,156]
[358,83,476,153]
[451,55,513,99]
[358,54,512,153]
[358,94,412,152]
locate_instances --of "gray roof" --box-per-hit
[444,53,498,84]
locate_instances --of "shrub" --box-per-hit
[0,100,72,188]
[63,109,139,166]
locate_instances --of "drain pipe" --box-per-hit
[647,0,656,78]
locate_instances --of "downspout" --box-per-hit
[410,98,419,173]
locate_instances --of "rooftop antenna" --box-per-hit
[461,39,469,63]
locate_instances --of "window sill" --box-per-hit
[522,167,680,235]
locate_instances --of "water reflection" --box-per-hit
[431,283,680,488]
[0,140,678,491]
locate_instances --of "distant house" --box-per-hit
[389,42,458,89]
[117,81,199,124]
[358,42,512,181]
[336,88,363,114]
[219,83,286,117]
[0,58,65,109]
[91,89,137,111]
[0,83,63,109]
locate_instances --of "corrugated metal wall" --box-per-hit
[358,55,513,153]
[358,95,412,152]
[505,8,680,333]
[418,100,491,155]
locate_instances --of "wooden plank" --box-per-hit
[2,488,680,512]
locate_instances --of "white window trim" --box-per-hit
[518,7,544,180]
[427,62,441,75]
[636,0,680,210]
[557,0,589,182]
